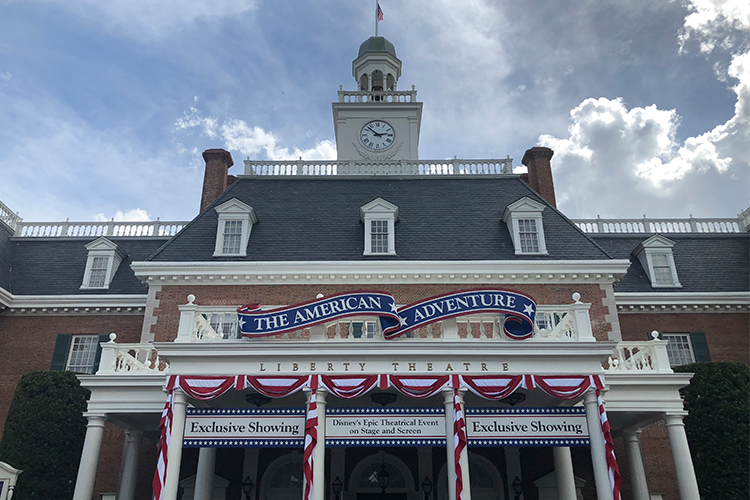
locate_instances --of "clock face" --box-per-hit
[359,121,395,151]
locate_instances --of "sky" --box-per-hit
[0,0,748,223]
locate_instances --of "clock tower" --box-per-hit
[332,36,423,161]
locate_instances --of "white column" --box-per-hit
[311,388,328,500]
[553,447,577,500]
[583,391,613,500]
[72,415,107,500]
[623,429,650,500]
[116,429,143,500]
[163,389,189,500]
[664,414,700,500]
[194,448,217,500]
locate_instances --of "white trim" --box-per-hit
[213,198,258,257]
[502,197,548,255]
[633,235,681,288]
[615,291,750,311]
[80,237,126,290]
[5,294,147,315]
[361,197,398,255]
[0,285,12,308]
[131,259,632,285]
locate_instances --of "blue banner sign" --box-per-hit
[238,288,537,340]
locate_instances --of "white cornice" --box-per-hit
[0,286,12,308]
[4,294,147,315]
[615,291,750,312]
[131,260,631,285]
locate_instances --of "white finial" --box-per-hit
[187,294,196,304]
[339,84,343,90]
[650,330,660,340]
[108,333,117,343]
[572,292,581,303]
[411,84,415,90]
[316,293,324,299]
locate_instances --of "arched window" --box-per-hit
[436,453,505,500]
[349,452,415,499]
[260,453,304,500]
[371,70,384,91]
[386,74,395,91]
[360,74,369,91]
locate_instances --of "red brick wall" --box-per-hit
[150,283,613,342]
[619,312,750,364]
[0,314,144,498]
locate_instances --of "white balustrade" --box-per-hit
[0,199,22,231]
[15,219,187,238]
[244,158,513,176]
[604,332,672,373]
[96,334,167,374]
[337,89,418,103]
[573,215,742,234]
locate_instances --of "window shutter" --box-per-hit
[690,332,711,362]
[351,323,363,339]
[50,334,72,371]
[92,333,111,374]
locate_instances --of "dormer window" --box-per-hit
[360,197,398,255]
[634,234,681,288]
[81,237,125,289]
[502,197,548,255]
[213,198,258,257]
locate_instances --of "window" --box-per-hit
[360,197,398,255]
[209,313,238,339]
[213,198,258,257]
[88,256,108,288]
[370,220,389,253]
[222,220,243,254]
[502,197,548,255]
[50,333,110,374]
[518,219,539,253]
[658,332,711,366]
[633,235,681,288]
[67,335,99,373]
[81,237,125,290]
[662,334,695,366]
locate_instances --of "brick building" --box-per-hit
[0,35,748,500]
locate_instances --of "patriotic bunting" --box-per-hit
[152,373,618,500]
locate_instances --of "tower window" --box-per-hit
[212,198,258,257]
[502,197,548,255]
[360,198,398,256]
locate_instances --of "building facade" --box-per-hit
[0,36,748,500]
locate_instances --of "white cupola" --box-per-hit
[353,36,402,91]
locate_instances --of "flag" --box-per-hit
[376,3,384,22]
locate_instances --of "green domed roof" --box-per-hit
[357,36,397,58]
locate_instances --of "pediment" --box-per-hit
[638,233,676,249]
[214,198,258,223]
[506,196,546,213]
[360,197,399,220]
[84,237,122,253]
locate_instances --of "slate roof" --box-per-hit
[591,233,750,293]
[0,222,12,291]
[148,176,612,262]
[9,237,168,295]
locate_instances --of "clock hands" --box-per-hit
[366,126,384,137]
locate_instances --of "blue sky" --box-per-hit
[0,0,747,222]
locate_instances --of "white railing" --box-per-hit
[573,215,743,234]
[178,293,594,343]
[337,89,418,103]
[15,219,188,238]
[244,158,513,176]
[604,332,672,373]
[0,199,22,231]
[96,334,168,374]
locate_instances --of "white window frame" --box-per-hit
[634,234,681,288]
[80,237,125,290]
[502,197,548,255]
[66,334,99,374]
[213,198,258,257]
[661,333,696,366]
[360,197,398,256]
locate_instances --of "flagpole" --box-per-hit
[375,0,378,36]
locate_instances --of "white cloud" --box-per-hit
[175,109,337,162]
[0,71,11,81]
[94,209,151,222]
[2,0,258,39]
[679,0,750,54]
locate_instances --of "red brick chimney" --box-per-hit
[522,146,556,208]
[200,149,234,213]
